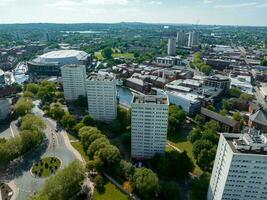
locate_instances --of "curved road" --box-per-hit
[0,100,85,200]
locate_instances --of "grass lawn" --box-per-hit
[168,134,203,176]
[94,51,134,60]
[68,133,79,141]
[31,157,61,177]
[94,51,104,60]
[93,181,128,200]
[70,141,89,162]
[112,53,134,59]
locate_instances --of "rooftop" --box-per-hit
[201,107,239,128]
[32,50,88,65]
[87,73,115,81]
[249,109,267,126]
[133,95,169,105]
[225,129,267,155]
[205,75,230,81]
[61,64,85,69]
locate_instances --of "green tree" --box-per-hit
[207,105,215,111]
[220,109,228,116]
[87,137,109,159]
[30,160,85,200]
[193,140,214,158]
[20,114,46,131]
[23,91,34,98]
[159,181,180,200]
[194,114,205,125]
[232,112,242,121]
[86,156,104,172]
[188,128,202,143]
[79,126,102,149]
[14,97,33,117]
[260,59,267,66]
[20,129,45,154]
[96,145,121,170]
[197,148,216,171]
[229,87,242,97]
[240,93,253,101]
[118,160,135,180]
[82,115,94,126]
[204,120,220,132]
[168,105,186,135]
[102,47,113,59]
[49,105,65,121]
[94,175,105,193]
[189,173,210,200]
[24,83,39,94]
[222,100,232,111]
[132,168,160,199]
[61,113,76,130]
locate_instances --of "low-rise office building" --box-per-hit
[201,107,240,132]
[157,89,201,116]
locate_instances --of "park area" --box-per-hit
[31,157,61,177]
[93,181,128,200]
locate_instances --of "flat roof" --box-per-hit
[88,73,115,81]
[224,131,267,155]
[133,95,169,105]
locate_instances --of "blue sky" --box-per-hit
[0,0,266,26]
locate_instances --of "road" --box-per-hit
[0,100,87,200]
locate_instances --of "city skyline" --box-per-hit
[0,0,267,26]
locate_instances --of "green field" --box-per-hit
[93,181,128,200]
[70,141,89,162]
[94,51,104,60]
[31,157,61,177]
[112,53,134,59]
[94,51,134,60]
[168,135,203,176]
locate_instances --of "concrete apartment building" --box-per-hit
[131,95,169,159]
[167,37,176,56]
[188,31,199,48]
[86,73,117,122]
[208,129,267,200]
[61,65,87,101]
[177,31,187,47]
[204,75,230,93]
[0,98,11,120]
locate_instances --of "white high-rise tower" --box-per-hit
[86,73,117,122]
[167,37,176,56]
[177,31,187,47]
[188,31,199,48]
[61,64,87,101]
[208,129,267,200]
[131,95,169,159]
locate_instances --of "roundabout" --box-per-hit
[31,157,61,178]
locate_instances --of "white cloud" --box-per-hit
[203,0,213,4]
[148,0,162,5]
[215,2,259,8]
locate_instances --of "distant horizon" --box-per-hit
[0,0,266,26]
[0,21,266,28]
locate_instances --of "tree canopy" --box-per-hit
[29,160,85,200]
[14,97,33,117]
[132,167,159,200]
